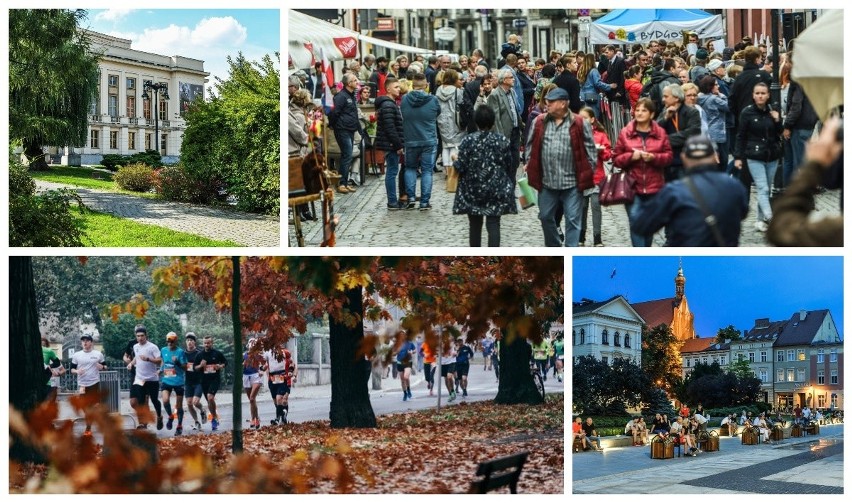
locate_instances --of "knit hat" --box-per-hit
[696,48,709,61]
[707,59,723,72]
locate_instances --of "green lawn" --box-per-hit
[30,166,159,198]
[80,210,242,247]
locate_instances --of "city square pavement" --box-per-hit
[573,424,843,494]
[36,180,280,247]
[292,167,841,247]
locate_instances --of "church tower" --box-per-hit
[674,258,685,306]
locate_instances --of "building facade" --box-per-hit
[572,295,644,366]
[49,31,208,166]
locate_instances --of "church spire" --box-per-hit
[675,258,685,304]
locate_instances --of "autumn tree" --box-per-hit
[641,323,684,393]
[9,9,99,171]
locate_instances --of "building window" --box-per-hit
[685,358,690,368]
[89,129,99,148]
[818,395,826,408]
[614,331,620,347]
[830,349,837,362]
[159,93,168,117]
[797,368,805,382]
[127,96,136,118]
[580,329,585,345]
[760,351,767,362]
[787,350,794,362]
[127,77,136,89]
[777,350,784,362]
[601,329,608,345]
[738,353,745,362]
[777,369,784,382]
[817,349,824,363]
[109,131,118,149]
[108,95,118,118]
[108,74,118,87]
[160,133,167,154]
[759,369,768,382]
[129,132,136,150]
[145,133,152,150]
[831,394,838,408]
[602,356,608,366]
[830,370,838,384]
[748,352,755,363]
[720,355,726,366]
[797,349,805,361]
[143,98,151,120]
[818,370,825,384]
[623,334,630,348]
[787,369,795,382]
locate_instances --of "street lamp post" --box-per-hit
[141,81,169,154]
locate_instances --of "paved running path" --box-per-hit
[37,180,280,247]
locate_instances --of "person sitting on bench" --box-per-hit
[573,416,590,451]
[582,417,604,451]
[651,413,670,435]
[632,417,649,446]
[720,413,737,435]
[754,413,772,443]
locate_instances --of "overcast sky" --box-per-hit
[85,9,279,93]
[572,256,843,339]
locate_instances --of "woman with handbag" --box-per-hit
[733,81,783,232]
[613,97,673,246]
[452,105,517,246]
[578,53,611,120]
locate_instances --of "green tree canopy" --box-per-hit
[573,356,649,415]
[100,309,181,361]
[9,9,99,170]
[715,324,741,344]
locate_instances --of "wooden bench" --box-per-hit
[572,437,584,453]
[469,451,528,494]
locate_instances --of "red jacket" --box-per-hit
[624,78,643,111]
[613,120,673,195]
[526,113,594,192]
[592,129,612,185]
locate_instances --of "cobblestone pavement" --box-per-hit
[291,168,842,247]
[36,180,280,247]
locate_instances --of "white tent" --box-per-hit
[289,10,434,69]
[591,9,723,45]
[791,9,843,119]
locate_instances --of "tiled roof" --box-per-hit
[775,310,829,346]
[742,320,786,342]
[631,298,676,329]
[572,295,623,315]
[680,337,714,354]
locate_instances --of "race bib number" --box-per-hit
[164,368,177,377]
[204,365,218,374]
[271,374,287,384]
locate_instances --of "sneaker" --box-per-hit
[595,243,605,247]
[387,203,401,211]
[270,418,280,426]
[449,391,456,402]
[404,201,417,210]
[754,220,769,232]
[403,393,408,402]
[166,417,174,430]
[462,389,468,397]
[175,426,183,436]
[211,418,219,431]
[157,416,164,431]
[200,410,207,424]
[419,204,432,211]
[578,241,585,247]
[194,421,202,431]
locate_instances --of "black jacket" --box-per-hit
[552,71,582,113]
[783,80,819,131]
[329,88,360,132]
[463,78,483,133]
[631,165,749,246]
[735,104,784,162]
[373,96,404,152]
[728,63,773,127]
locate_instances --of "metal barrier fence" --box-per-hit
[57,364,238,393]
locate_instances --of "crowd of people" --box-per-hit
[289,31,842,247]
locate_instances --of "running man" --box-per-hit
[183,332,206,430]
[194,336,227,431]
[70,334,105,436]
[440,338,457,402]
[421,339,436,396]
[131,325,164,430]
[42,337,65,402]
[396,338,417,401]
[552,333,564,382]
[243,338,263,430]
[481,336,493,371]
[532,337,549,382]
[264,343,297,425]
[455,338,474,397]
[159,332,187,436]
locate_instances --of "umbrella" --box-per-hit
[791,9,843,119]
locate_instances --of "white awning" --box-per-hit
[289,10,434,69]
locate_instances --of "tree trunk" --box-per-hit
[329,287,377,428]
[494,325,544,405]
[231,256,243,453]
[24,139,49,171]
[9,257,50,462]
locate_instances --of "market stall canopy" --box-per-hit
[591,9,723,45]
[791,9,843,120]
[289,10,435,69]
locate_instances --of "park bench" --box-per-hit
[770,424,785,441]
[572,437,584,453]
[468,451,528,494]
[650,434,679,459]
[805,423,820,435]
[741,425,760,445]
[791,423,803,437]
[698,430,719,452]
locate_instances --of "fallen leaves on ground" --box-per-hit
[11,395,563,494]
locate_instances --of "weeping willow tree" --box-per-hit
[9,9,100,171]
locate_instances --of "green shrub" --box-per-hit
[114,163,154,192]
[153,166,219,204]
[128,149,162,167]
[9,161,86,246]
[100,154,125,171]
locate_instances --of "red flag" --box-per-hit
[320,47,335,113]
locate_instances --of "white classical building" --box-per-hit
[572,295,644,366]
[50,30,208,165]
